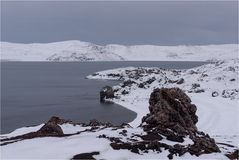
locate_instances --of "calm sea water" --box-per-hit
[1,61,206,134]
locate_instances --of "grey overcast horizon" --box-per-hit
[1,1,238,45]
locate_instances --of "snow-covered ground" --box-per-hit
[87,58,238,159]
[87,58,238,130]
[1,41,238,61]
[1,56,238,159]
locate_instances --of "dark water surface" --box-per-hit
[1,61,206,134]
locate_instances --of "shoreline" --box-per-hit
[87,58,238,135]
[1,58,238,159]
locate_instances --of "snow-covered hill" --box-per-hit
[1,41,238,61]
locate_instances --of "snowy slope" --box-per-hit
[1,41,238,61]
[88,58,239,130]
[1,58,238,159]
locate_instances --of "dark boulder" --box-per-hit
[144,87,198,131]
[141,88,220,156]
[212,91,219,97]
[225,149,239,160]
[38,123,63,136]
[122,90,129,95]
[138,83,145,88]
[71,152,99,160]
[34,116,64,136]
[0,116,65,142]
[201,74,208,77]
[121,80,136,88]
[168,78,184,85]
[100,86,114,102]
[194,89,205,93]
[146,77,156,84]
[192,83,200,89]
[168,79,177,83]
[176,78,184,84]
[188,134,220,156]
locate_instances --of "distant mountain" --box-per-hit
[1,41,238,61]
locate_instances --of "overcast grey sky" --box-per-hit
[1,1,238,45]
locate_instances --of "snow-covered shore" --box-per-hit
[87,58,238,158]
[1,41,238,61]
[87,58,239,128]
[1,58,238,159]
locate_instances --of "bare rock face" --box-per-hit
[100,86,114,102]
[143,88,198,133]
[38,116,64,136]
[141,88,220,157]
[176,78,184,84]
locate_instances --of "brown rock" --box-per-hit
[225,149,239,160]
[38,123,63,136]
[144,87,198,131]
[141,88,220,156]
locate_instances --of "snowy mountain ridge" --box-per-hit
[1,41,238,61]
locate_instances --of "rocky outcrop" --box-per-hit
[143,88,198,131]
[0,116,66,145]
[121,80,136,88]
[100,86,114,102]
[222,89,239,99]
[37,116,64,136]
[37,122,63,136]
[141,88,220,157]
[108,88,220,159]
[104,88,220,159]
[225,149,239,160]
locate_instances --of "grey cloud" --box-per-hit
[1,1,238,45]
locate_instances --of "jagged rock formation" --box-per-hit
[142,87,198,133]
[1,116,65,144]
[141,88,220,157]
[100,86,114,102]
[108,88,220,159]
[37,121,63,136]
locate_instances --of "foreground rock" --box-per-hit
[143,87,198,131]
[71,152,99,160]
[142,88,220,156]
[0,117,66,145]
[100,86,114,102]
[109,88,220,159]
[225,149,239,160]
